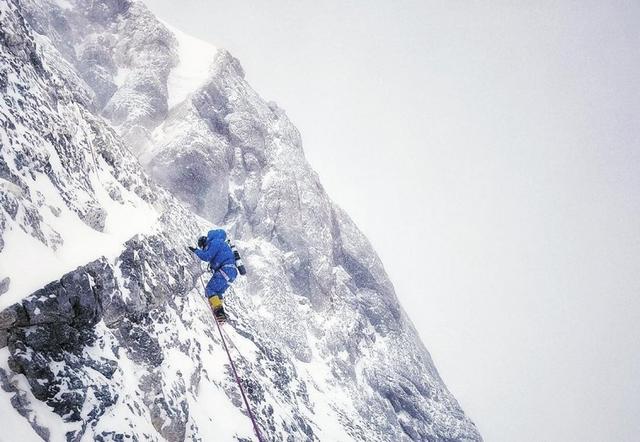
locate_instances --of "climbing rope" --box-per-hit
[213,312,264,442]
[198,272,265,442]
[221,325,248,363]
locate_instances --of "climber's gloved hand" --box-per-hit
[187,246,196,253]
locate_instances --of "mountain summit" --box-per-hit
[0,0,481,440]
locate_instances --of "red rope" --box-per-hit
[214,317,265,442]
[221,326,248,362]
[198,273,265,442]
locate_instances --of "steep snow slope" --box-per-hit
[163,21,218,109]
[0,0,161,308]
[0,0,482,441]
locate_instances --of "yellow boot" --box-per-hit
[208,296,227,323]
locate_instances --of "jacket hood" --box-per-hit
[207,229,226,242]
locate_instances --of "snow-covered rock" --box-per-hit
[0,0,482,440]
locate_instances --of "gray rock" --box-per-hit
[0,303,28,329]
[140,372,189,442]
[86,358,118,379]
[21,323,81,353]
[114,317,163,367]
[48,205,61,217]
[0,367,50,441]
[80,204,107,232]
[22,283,71,325]
[0,277,9,296]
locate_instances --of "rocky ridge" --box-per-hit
[0,0,482,440]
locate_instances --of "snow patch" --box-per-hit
[51,0,72,9]
[0,168,159,310]
[163,21,218,108]
[113,66,128,88]
[0,178,24,198]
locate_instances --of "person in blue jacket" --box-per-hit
[188,229,238,322]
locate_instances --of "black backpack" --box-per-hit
[227,240,247,275]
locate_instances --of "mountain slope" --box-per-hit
[0,0,482,440]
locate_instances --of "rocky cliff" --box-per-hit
[0,0,481,440]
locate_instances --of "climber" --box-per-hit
[187,229,238,323]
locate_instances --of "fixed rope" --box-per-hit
[221,326,248,363]
[198,272,265,442]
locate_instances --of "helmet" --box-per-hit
[197,236,207,249]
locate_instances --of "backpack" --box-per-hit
[227,240,247,275]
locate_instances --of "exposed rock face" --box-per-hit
[0,277,10,296]
[19,0,177,151]
[0,0,481,441]
[2,261,112,420]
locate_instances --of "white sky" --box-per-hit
[143,1,640,440]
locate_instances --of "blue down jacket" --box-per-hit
[194,229,236,271]
[194,229,237,297]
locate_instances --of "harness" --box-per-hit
[212,263,237,282]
